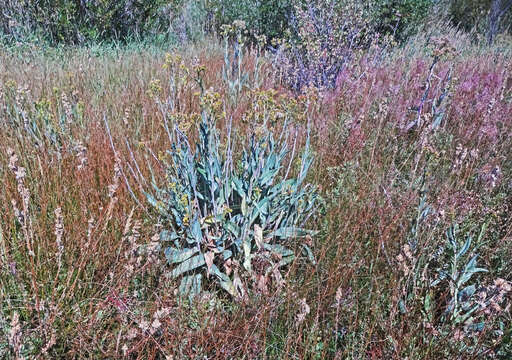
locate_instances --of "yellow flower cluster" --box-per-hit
[199,89,224,119]
[146,79,163,99]
[243,89,311,128]
[162,53,183,70]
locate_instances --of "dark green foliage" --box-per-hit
[4,0,511,46]
[210,0,294,41]
[449,0,512,39]
[371,0,436,41]
[0,0,176,44]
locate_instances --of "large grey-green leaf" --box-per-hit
[165,247,198,264]
[224,220,240,237]
[171,253,205,278]
[458,284,476,302]
[190,218,202,243]
[457,236,472,258]
[210,264,237,297]
[178,273,202,299]
[301,244,316,265]
[269,227,318,238]
[160,230,179,242]
[264,243,294,257]
[243,232,253,273]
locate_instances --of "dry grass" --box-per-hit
[0,35,511,359]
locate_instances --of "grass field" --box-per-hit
[0,31,511,359]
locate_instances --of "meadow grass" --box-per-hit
[0,34,511,359]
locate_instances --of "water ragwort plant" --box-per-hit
[146,98,320,299]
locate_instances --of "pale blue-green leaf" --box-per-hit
[145,192,159,208]
[160,230,179,242]
[191,219,202,243]
[210,264,237,297]
[277,254,295,268]
[264,243,294,257]
[260,168,279,186]
[241,196,248,217]
[222,249,232,260]
[446,226,457,250]
[178,273,202,299]
[243,235,252,273]
[455,304,480,324]
[171,254,205,278]
[432,111,444,130]
[165,247,198,264]
[445,299,455,314]
[477,223,487,243]
[232,177,244,197]
[463,254,478,273]
[224,220,240,237]
[399,299,407,314]
[424,292,433,318]
[269,227,318,238]
[458,267,488,287]
[458,284,476,302]
[457,236,472,258]
[466,322,485,332]
[301,244,316,265]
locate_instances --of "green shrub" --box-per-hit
[209,0,294,41]
[371,0,436,41]
[449,0,491,34]
[448,0,512,40]
[0,0,177,44]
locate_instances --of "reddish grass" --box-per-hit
[0,38,511,359]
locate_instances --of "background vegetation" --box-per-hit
[1,0,511,44]
[0,0,511,359]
